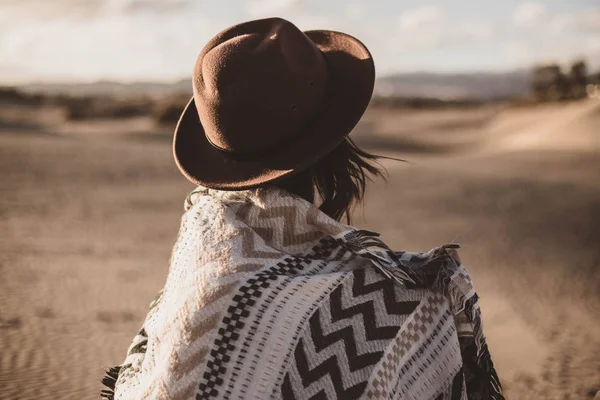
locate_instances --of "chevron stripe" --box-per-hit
[168,348,210,400]
[109,188,504,400]
[256,206,323,247]
[282,268,422,400]
[234,227,282,259]
[140,219,289,394]
[147,241,334,399]
[226,255,352,400]
[193,239,343,399]
[236,201,326,249]
[232,262,264,273]
[289,340,369,399]
[138,282,239,397]
[363,293,460,399]
[141,303,225,398]
[139,218,331,398]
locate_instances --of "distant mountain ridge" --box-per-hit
[375,70,531,101]
[17,79,192,98]
[15,70,532,101]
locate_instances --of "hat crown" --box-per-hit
[193,18,328,155]
[173,17,375,190]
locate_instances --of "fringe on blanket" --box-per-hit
[100,365,122,400]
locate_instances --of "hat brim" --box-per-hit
[173,30,375,190]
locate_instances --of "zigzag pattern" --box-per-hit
[142,202,323,399]
[153,228,333,398]
[282,268,421,400]
[195,237,342,399]
[257,206,323,247]
[363,294,448,399]
[235,201,325,249]
[109,189,505,400]
[114,191,367,399]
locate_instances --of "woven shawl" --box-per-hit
[101,186,503,400]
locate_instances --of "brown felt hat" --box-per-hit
[173,17,375,190]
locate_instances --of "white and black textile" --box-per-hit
[101,186,503,400]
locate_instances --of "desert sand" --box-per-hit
[1,100,599,399]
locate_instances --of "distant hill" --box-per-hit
[15,70,532,101]
[375,70,531,101]
[18,79,192,98]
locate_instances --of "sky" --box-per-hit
[0,0,599,83]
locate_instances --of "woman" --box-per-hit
[102,17,503,400]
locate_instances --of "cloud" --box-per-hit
[512,2,547,28]
[553,9,600,34]
[581,10,600,31]
[246,0,306,17]
[398,6,442,32]
[344,4,365,22]
[1,0,597,83]
[508,2,600,70]
[513,3,600,35]
[0,0,222,83]
[451,24,493,44]
[0,0,193,22]
[503,32,600,71]
[0,0,105,20]
[395,6,493,52]
[120,0,192,14]
[292,15,335,30]
[506,2,599,70]
[244,0,359,34]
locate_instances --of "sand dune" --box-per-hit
[355,100,600,156]
[1,100,599,399]
[483,101,600,152]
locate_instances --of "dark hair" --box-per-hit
[274,138,386,223]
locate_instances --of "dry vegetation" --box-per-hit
[3,61,598,129]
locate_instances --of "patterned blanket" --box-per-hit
[101,186,503,400]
